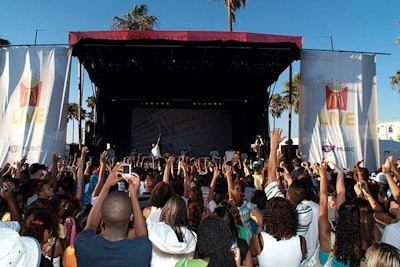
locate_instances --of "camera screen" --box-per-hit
[122,165,130,174]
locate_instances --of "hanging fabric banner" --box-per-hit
[0,46,72,166]
[299,50,379,171]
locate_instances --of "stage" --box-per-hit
[69,30,302,157]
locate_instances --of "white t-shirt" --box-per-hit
[381,221,400,249]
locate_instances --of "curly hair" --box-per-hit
[218,201,243,226]
[334,201,362,267]
[160,196,190,242]
[231,179,244,207]
[148,181,174,208]
[196,215,237,267]
[189,187,204,209]
[264,197,298,241]
[187,200,203,234]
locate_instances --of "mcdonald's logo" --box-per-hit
[325,83,348,110]
[19,81,42,107]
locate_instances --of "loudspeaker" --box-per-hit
[68,144,80,157]
[280,144,298,165]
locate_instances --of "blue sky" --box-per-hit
[1,0,400,143]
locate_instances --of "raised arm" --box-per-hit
[359,180,384,211]
[226,165,234,201]
[354,157,366,183]
[329,161,346,211]
[383,156,400,202]
[163,156,174,184]
[74,146,88,201]
[92,151,108,199]
[208,168,220,201]
[267,128,286,186]
[155,133,161,146]
[127,171,148,237]
[318,159,331,253]
[0,182,21,224]
[48,153,61,192]
[179,158,190,198]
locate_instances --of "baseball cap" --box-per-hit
[251,161,263,171]
[0,228,41,267]
[370,172,387,184]
[29,163,47,175]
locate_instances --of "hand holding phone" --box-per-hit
[121,164,131,178]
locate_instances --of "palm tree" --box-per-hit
[391,20,400,94]
[211,0,248,32]
[68,103,87,143]
[269,93,284,129]
[0,38,10,47]
[390,70,400,94]
[86,95,96,122]
[112,4,158,30]
[68,103,79,143]
[282,72,301,114]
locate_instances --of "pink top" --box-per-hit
[64,217,76,246]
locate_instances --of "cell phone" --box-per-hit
[122,164,131,178]
[276,167,284,173]
[358,181,366,187]
[301,162,309,167]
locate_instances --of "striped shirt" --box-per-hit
[264,181,313,236]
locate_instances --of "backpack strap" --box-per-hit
[50,237,66,266]
[50,241,55,262]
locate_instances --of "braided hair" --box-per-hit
[197,215,236,267]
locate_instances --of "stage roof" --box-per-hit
[69,30,303,106]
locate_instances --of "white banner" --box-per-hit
[299,50,379,171]
[0,46,72,166]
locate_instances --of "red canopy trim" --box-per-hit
[68,30,303,48]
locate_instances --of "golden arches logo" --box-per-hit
[325,83,348,111]
[328,93,345,109]
[21,87,37,105]
[19,76,42,107]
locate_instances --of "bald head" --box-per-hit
[101,191,132,227]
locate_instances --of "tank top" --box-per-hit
[257,232,303,267]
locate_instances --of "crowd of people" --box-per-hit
[0,128,399,267]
